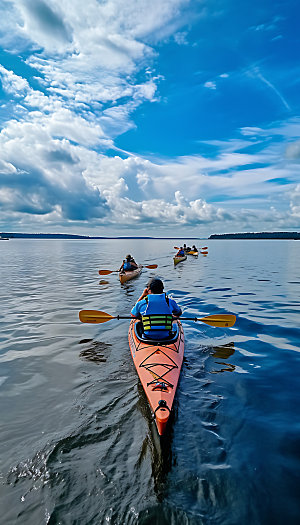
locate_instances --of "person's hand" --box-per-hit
[141,287,149,297]
[137,287,149,302]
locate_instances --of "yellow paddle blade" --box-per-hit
[199,314,236,328]
[79,310,115,323]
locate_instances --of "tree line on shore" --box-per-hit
[209,232,300,240]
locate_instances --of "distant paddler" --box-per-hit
[174,247,187,265]
[175,247,185,257]
[119,254,138,273]
[186,244,198,255]
[118,254,141,284]
[183,243,191,253]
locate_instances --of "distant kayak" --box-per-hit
[128,319,184,436]
[186,251,198,256]
[119,265,142,284]
[173,255,187,265]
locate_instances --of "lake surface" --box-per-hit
[0,239,299,524]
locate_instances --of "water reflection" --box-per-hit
[137,382,174,501]
[120,282,136,296]
[78,339,111,363]
[210,342,235,374]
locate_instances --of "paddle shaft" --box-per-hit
[79,310,236,327]
[109,316,229,322]
[99,264,157,275]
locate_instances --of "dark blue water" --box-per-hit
[0,239,299,524]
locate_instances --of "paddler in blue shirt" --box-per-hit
[119,254,138,272]
[131,278,182,340]
[176,247,185,256]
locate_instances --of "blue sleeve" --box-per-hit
[131,299,146,317]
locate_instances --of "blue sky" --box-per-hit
[0,0,299,236]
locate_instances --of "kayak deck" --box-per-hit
[128,320,184,435]
[119,265,142,284]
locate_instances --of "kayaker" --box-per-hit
[176,247,185,256]
[131,278,182,340]
[119,254,138,272]
[192,245,198,251]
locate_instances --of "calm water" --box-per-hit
[0,239,299,524]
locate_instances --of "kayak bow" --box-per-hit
[128,319,184,436]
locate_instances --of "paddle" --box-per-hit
[99,264,158,275]
[79,310,236,327]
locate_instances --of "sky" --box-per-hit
[0,0,299,237]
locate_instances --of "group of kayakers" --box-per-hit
[118,244,199,340]
[120,243,198,273]
[175,243,198,256]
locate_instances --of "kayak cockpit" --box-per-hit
[134,320,179,344]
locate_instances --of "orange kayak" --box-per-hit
[128,319,184,435]
[119,265,142,284]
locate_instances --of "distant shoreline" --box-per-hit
[209,232,300,240]
[0,233,202,240]
[2,231,299,240]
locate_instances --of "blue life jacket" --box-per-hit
[123,261,132,270]
[142,294,173,337]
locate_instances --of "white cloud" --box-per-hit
[0,1,299,234]
[174,31,188,45]
[204,81,216,90]
[0,65,29,94]
[14,0,72,52]
[286,141,300,161]
[290,184,300,218]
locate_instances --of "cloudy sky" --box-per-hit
[0,0,299,236]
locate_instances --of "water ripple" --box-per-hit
[0,239,299,524]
